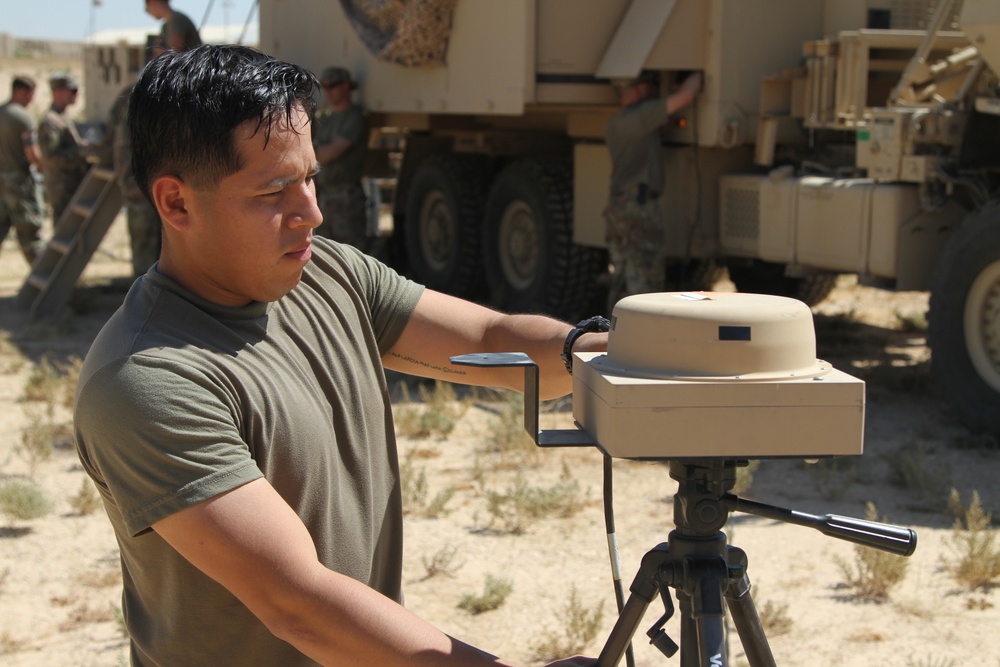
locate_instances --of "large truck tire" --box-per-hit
[404,154,488,298]
[482,157,605,321]
[928,200,1000,436]
[727,261,837,307]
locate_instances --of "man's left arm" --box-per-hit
[383,289,607,400]
[315,111,366,165]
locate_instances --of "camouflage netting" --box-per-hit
[339,0,458,67]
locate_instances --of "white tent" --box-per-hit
[87,22,258,47]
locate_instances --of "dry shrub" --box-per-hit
[942,489,1000,591]
[484,463,584,535]
[421,545,462,580]
[394,380,468,439]
[531,586,604,661]
[69,478,103,516]
[835,502,908,602]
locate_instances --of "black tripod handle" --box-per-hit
[724,494,917,556]
[820,514,917,556]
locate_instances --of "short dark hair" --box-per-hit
[12,76,36,94]
[128,44,318,201]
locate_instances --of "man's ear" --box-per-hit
[152,175,191,231]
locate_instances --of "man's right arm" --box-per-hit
[665,71,703,116]
[22,131,42,170]
[154,477,593,667]
[314,135,352,165]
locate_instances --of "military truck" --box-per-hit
[218,1,1000,435]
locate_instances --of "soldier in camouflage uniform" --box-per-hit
[107,83,161,277]
[38,73,89,224]
[603,71,702,312]
[0,75,46,265]
[313,66,370,251]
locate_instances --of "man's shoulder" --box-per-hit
[171,9,197,25]
[0,103,34,130]
[38,108,65,129]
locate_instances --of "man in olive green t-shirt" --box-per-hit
[313,66,370,250]
[0,75,46,264]
[73,44,603,667]
[145,0,202,55]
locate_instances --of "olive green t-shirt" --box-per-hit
[313,104,368,188]
[74,238,423,666]
[0,101,36,174]
[161,10,202,52]
[605,97,669,195]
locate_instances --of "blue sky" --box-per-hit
[2,0,258,42]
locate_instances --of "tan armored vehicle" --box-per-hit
[73,1,999,435]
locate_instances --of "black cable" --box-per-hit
[603,453,636,667]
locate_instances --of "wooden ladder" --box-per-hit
[17,166,123,322]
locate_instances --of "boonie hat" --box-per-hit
[50,73,80,92]
[320,66,357,90]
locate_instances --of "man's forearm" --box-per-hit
[264,568,519,667]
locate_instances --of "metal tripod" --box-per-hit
[447,353,918,667]
[596,459,917,667]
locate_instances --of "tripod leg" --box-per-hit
[724,548,776,667]
[596,591,652,667]
[695,615,727,667]
[597,544,678,667]
[677,571,728,667]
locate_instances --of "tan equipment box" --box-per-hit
[572,292,865,459]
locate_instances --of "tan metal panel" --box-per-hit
[961,0,1000,77]
[573,143,612,248]
[260,0,534,116]
[867,184,921,279]
[694,0,824,148]
[596,0,679,80]
[795,177,873,274]
[536,0,629,75]
[644,0,708,71]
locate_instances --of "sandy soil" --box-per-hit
[1,214,998,666]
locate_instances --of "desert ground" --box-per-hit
[1,212,999,667]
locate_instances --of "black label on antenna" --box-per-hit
[719,325,751,341]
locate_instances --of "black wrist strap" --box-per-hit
[562,316,611,374]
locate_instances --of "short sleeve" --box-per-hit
[74,355,263,536]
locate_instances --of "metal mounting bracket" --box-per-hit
[450,352,596,448]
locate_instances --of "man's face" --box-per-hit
[322,79,350,107]
[178,104,323,306]
[54,86,79,108]
[633,81,654,103]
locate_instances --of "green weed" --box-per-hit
[457,575,513,614]
[0,479,52,526]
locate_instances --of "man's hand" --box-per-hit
[680,71,704,95]
[666,71,703,115]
